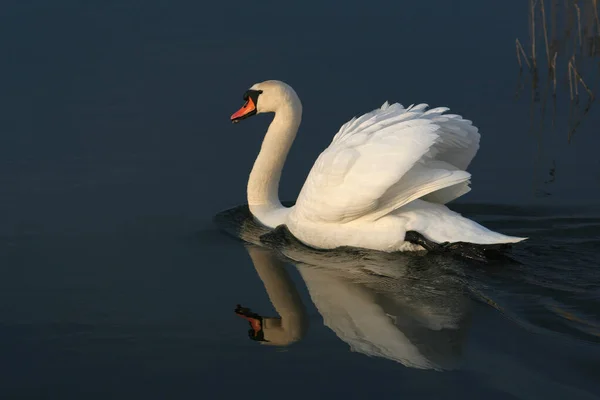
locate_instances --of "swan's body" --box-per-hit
[231,80,525,252]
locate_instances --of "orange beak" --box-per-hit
[230,97,257,123]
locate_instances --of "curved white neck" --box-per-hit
[248,99,302,227]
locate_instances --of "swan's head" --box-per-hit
[230,80,301,123]
[234,304,305,346]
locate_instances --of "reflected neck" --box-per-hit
[247,98,302,226]
[245,245,308,345]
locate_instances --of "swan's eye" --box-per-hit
[243,89,262,102]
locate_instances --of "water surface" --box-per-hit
[1,0,600,399]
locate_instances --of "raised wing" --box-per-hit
[293,102,480,223]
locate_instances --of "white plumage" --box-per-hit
[232,80,525,252]
[295,101,477,223]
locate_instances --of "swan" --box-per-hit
[230,80,526,252]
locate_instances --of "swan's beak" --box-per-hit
[231,97,257,123]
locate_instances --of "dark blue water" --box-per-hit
[1,1,600,399]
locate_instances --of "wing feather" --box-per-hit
[294,102,480,223]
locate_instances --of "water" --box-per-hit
[1,0,600,398]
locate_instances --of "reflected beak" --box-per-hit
[231,97,257,123]
[234,304,267,342]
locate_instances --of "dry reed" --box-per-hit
[516,0,598,141]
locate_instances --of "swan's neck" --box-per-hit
[248,101,301,227]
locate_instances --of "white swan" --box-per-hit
[231,80,526,252]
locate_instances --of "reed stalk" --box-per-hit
[570,56,596,99]
[516,39,532,69]
[541,0,551,66]
[574,3,583,49]
[552,52,558,96]
[594,0,600,36]
[531,0,538,68]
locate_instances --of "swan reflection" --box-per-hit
[235,245,308,346]
[217,205,472,370]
